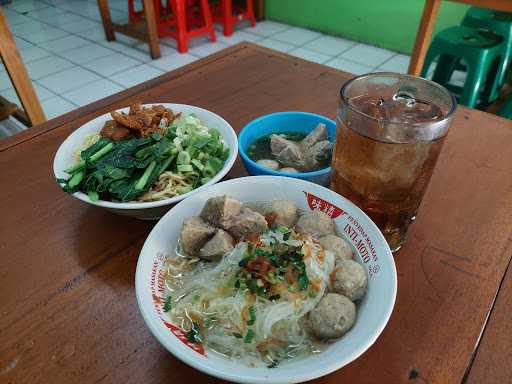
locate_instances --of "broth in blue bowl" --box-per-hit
[238,112,336,186]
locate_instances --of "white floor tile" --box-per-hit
[110,64,164,88]
[188,41,229,58]
[81,52,141,76]
[14,37,34,50]
[76,26,109,43]
[377,54,410,73]
[121,45,174,62]
[60,43,116,65]
[325,58,374,75]
[37,67,101,94]
[75,6,103,21]
[289,48,332,64]
[59,18,101,33]
[272,27,321,46]
[2,10,32,25]
[149,52,198,72]
[0,71,13,91]
[0,88,20,105]
[25,5,67,19]
[255,38,295,53]
[245,21,290,38]
[41,96,77,119]
[216,31,264,45]
[34,11,88,27]
[38,35,90,53]
[6,0,50,13]
[303,35,356,57]
[62,79,124,106]
[340,44,395,67]
[34,83,56,101]
[13,22,69,44]
[19,46,52,63]
[26,55,74,80]
[97,40,136,53]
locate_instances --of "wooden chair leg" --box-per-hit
[142,0,161,59]
[97,0,115,41]
[255,0,264,20]
[0,8,45,126]
[408,0,441,75]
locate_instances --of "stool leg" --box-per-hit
[460,63,488,108]
[172,0,189,53]
[221,0,233,37]
[201,0,216,42]
[432,54,458,85]
[246,0,256,27]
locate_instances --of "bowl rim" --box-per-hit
[238,111,335,178]
[52,103,238,210]
[135,175,397,383]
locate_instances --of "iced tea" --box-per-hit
[331,74,456,251]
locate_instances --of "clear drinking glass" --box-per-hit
[331,73,457,252]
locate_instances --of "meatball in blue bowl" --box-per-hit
[238,112,336,186]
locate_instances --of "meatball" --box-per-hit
[318,235,353,261]
[333,260,368,301]
[223,207,268,239]
[180,217,216,255]
[256,159,279,170]
[295,210,334,237]
[199,229,234,261]
[279,167,298,173]
[309,293,356,339]
[270,200,298,228]
[200,195,242,227]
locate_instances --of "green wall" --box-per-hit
[265,0,470,54]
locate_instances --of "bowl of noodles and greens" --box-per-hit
[135,176,397,383]
[53,103,238,219]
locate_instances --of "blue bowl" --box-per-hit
[238,112,336,186]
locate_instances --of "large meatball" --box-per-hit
[271,200,298,228]
[295,210,334,237]
[333,260,368,301]
[309,293,356,339]
[318,235,353,261]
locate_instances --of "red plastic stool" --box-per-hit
[127,0,216,53]
[212,0,256,37]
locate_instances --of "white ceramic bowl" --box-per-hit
[53,103,238,219]
[135,176,397,383]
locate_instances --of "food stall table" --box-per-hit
[1,43,511,384]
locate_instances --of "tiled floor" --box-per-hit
[0,0,423,139]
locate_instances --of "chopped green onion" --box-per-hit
[275,225,290,233]
[247,306,256,326]
[233,332,243,339]
[163,296,172,312]
[68,170,84,188]
[191,159,204,170]
[308,290,318,298]
[244,329,254,343]
[177,150,191,165]
[177,164,193,172]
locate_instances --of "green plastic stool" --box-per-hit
[463,7,512,100]
[421,26,504,108]
[497,93,512,118]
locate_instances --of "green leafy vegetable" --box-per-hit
[186,322,201,343]
[247,306,256,326]
[244,329,254,343]
[57,112,229,202]
[233,332,243,339]
[163,296,172,312]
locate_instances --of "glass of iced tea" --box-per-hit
[331,73,457,251]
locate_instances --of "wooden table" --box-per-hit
[409,0,512,75]
[1,43,511,384]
